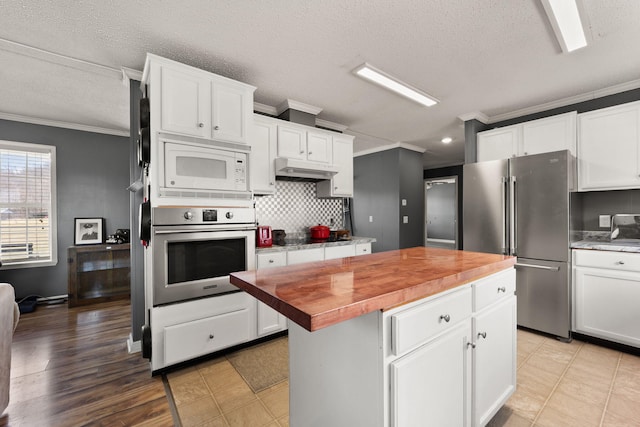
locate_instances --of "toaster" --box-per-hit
[256,226,273,247]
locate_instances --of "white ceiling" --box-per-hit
[0,1,639,169]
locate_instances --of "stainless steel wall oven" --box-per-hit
[150,206,256,306]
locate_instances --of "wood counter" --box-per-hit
[230,246,516,332]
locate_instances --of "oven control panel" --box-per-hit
[152,207,256,226]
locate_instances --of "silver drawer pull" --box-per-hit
[439,314,451,323]
[478,332,487,339]
[467,342,476,349]
[209,334,214,339]
[515,263,560,272]
[615,261,625,265]
[269,259,274,263]
[497,286,506,293]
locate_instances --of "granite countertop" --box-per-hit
[571,230,640,253]
[256,236,376,253]
[230,247,516,332]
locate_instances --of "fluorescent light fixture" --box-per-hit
[353,63,438,107]
[541,0,588,53]
[441,137,453,144]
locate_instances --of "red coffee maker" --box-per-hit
[256,226,273,247]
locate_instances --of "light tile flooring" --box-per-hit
[166,356,289,427]
[167,329,640,427]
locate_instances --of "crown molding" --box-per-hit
[0,111,129,137]
[315,119,348,132]
[121,66,143,82]
[276,99,323,116]
[458,112,489,123]
[253,102,278,116]
[354,142,426,157]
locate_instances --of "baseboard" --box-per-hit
[36,294,68,304]
[127,333,141,354]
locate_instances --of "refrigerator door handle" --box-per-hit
[515,263,561,272]
[510,176,517,256]
[501,177,508,254]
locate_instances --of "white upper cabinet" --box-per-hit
[160,66,211,139]
[577,101,640,191]
[277,123,332,163]
[250,115,277,195]
[145,54,255,144]
[477,126,521,162]
[521,111,576,156]
[317,134,354,198]
[477,112,577,162]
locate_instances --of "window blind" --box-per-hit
[0,141,56,267]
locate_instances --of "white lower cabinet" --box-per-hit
[324,244,356,260]
[287,247,325,265]
[288,268,516,427]
[390,320,472,427]
[573,250,640,347]
[256,251,288,337]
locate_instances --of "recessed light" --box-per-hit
[353,63,438,107]
[541,0,588,53]
[441,137,453,144]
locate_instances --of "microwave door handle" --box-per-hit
[153,226,256,234]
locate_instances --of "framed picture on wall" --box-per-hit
[74,218,105,245]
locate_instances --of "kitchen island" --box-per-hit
[231,247,517,427]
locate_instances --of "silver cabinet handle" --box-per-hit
[308,151,313,155]
[439,314,451,323]
[198,123,204,128]
[467,342,476,349]
[515,263,560,272]
[269,259,274,263]
[478,332,487,339]
[270,182,274,186]
[497,286,506,293]
[299,150,305,154]
[615,261,625,265]
[214,125,220,130]
[209,334,214,339]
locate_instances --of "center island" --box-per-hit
[230,246,517,427]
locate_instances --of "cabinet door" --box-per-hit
[317,135,354,197]
[277,125,306,160]
[521,112,576,156]
[574,266,640,347]
[355,242,371,256]
[473,297,517,427]
[287,247,324,265]
[160,66,211,138]
[250,117,277,194]
[390,321,472,427]
[306,131,332,163]
[578,101,640,191]
[324,244,355,260]
[212,82,251,143]
[256,251,287,336]
[477,126,520,162]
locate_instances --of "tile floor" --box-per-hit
[168,329,640,427]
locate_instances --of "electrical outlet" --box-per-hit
[599,215,611,228]
[403,216,409,224]
[402,199,407,206]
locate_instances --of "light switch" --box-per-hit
[599,215,611,228]
[403,216,409,224]
[402,199,407,206]
[369,216,373,223]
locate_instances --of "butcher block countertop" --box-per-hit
[230,246,516,332]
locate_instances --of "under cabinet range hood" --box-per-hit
[275,157,339,180]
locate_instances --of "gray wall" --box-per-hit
[353,148,423,252]
[0,119,130,299]
[578,190,640,231]
[426,182,456,240]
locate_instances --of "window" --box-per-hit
[0,140,57,268]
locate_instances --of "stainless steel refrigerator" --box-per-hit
[463,150,577,339]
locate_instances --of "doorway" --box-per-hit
[424,177,457,249]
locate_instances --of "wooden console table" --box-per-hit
[67,244,131,307]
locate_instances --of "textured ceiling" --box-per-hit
[0,1,639,168]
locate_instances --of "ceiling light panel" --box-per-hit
[541,0,588,53]
[354,63,438,107]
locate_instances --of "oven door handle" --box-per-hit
[153,226,256,235]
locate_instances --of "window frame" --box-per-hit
[0,139,57,269]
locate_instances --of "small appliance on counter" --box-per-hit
[273,229,286,246]
[257,225,273,247]
[610,214,640,242]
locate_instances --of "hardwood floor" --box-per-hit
[1,300,174,427]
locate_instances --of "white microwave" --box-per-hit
[160,136,250,196]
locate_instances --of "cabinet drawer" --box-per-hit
[257,251,287,269]
[473,268,516,312]
[391,287,472,356]
[164,308,250,365]
[574,250,640,272]
[325,244,356,260]
[355,243,371,256]
[287,247,324,265]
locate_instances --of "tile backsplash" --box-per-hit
[254,180,343,238]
